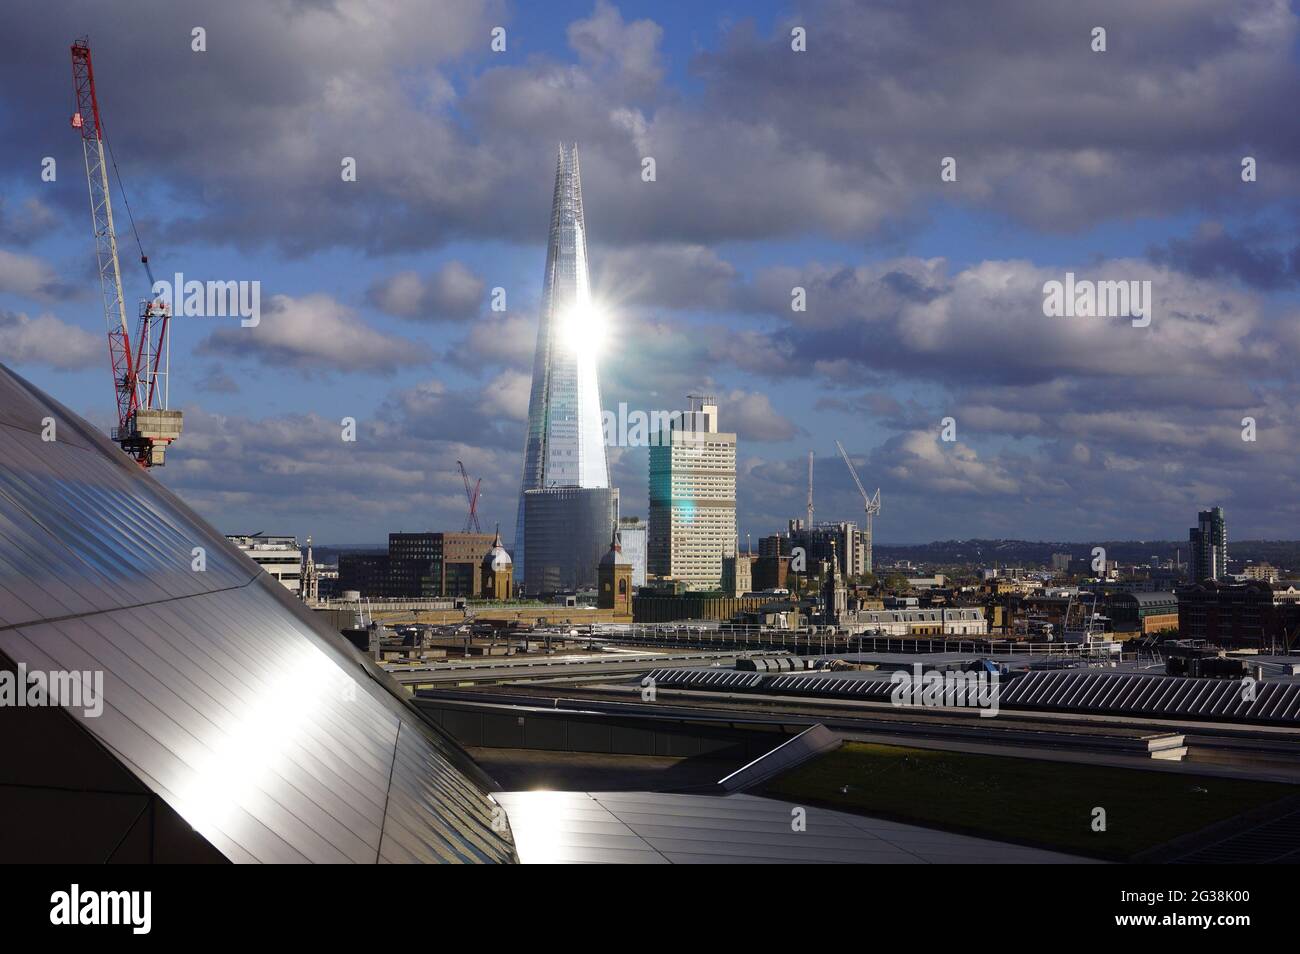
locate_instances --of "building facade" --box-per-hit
[1105,591,1179,636]
[1243,562,1279,582]
[481,529,513,600]
[752,554,791,592]
[617,516,648,587]
[523,486,618,594]
[648,396,737,589]
[389,531,497,598]
[597,533,633,616]
[786,520,868,579]
[632,589,791,623]
[845,607,989,637]
[1178,580,1300,649]
[721,553,755,597]
[337,551,390,597]
[226,534,302,594]
[1188,506,1227,582]
[337,532,497,599]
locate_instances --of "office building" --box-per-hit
[1188,506,1227,582]
[1104,591,1179,636]
[523,486,618,594]
[845,607,989,637]
[226,533,302,593]
[337,532,497,599]
[752,554,791,592]
[513,144,612,578]
[337,551,391,597]
[389,531,496,597]
[632,588,792,624]
[617,516,648,587]
[648,395,737,589]
[1243,562,1279,582]
[1178,579,1300,649]
[786,520,868,579]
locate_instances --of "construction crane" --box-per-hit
[806,450,815,529]
[457,460,482,533]
[835,440,881,567]
[70,36,181,467]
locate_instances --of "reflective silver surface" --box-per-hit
[498,791,1095,864]
[0,364,516,863]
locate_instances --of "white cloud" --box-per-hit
[0,310,99,370]
[197,293,432,373]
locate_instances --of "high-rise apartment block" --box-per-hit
[648,396,737,589]
[785,519,868,579]
[1188,506,1227,582]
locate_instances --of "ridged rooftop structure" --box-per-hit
[0,363,517,863]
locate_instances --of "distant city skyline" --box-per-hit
[3,2,1299,545]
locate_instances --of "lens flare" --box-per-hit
[560,301,607,357]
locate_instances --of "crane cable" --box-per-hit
[104,136,150,273]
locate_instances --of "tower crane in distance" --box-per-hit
[835,440,881,572]
[457,460,483,533]
[70,36,181,467]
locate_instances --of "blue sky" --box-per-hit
[3,0,1299,546]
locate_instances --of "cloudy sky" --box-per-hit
[2,0,1299,546]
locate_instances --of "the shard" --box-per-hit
[513,144,611,580]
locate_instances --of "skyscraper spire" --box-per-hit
[513,143,610,572]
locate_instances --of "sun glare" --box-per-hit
[560,300,608,357]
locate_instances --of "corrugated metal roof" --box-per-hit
[1001,670,1300,724]
[644,668,763,690]
[644,662,1300,725]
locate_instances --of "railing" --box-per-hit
[587,625,1127,659]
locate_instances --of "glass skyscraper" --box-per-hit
[1189,506,1227,582]
[513,144,611,578]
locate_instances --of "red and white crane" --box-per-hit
[70,36,181,467]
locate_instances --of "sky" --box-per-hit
[2,0,1299,546]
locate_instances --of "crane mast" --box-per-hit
[71,38,134,426]
[457,460,483,533]
[70,37,181,466]
[835,440,881,572]
[806,450,814,529]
